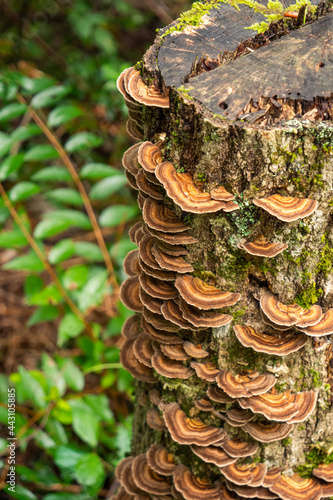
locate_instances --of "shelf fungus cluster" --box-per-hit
[112,64,331,500]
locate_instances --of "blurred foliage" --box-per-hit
[0,0,192,498]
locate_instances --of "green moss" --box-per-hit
[296,446,333,478]
[282,437,292,447]
[196,172,206,182]
[316,235,333,278]
[295,282,323,309]
[228,197,258,237]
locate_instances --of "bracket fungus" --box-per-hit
[123,249,141,276]
[175,275,241,310]
[253,195,318,222]
[194,397,215,411]
[190,361,221,382]
[226,482,279,499]
[120,338,156,383]
[122,142,141,176]
[222,438,258,458]
[210,186,235,202]
[225,409,255,426]
[260,291,322,328]
[216,370,276,398]
[152,348,194,379]
[121,314,141,340]
[161,300,199,330]
[119,276,143,313]
[155,161,228,213]
[233,325,308,356]
[146,407,167,431]
[146,225,198,246]
[207,385,235,403]
[127,69,170,108]
[173,465,222,500]
[117,67,140,106]
[313,463,333,482]
[142,307,180,332]
[147,444,176,476]
[154,239,187,257]
[163,402,227,445]
[142,198,190,233]
[297,308,333,336]
[141,316,183,344]
[160,343,190,361]
[136,169,164,200]
[139,257,176,281]
[133,332,154,367]
[183,341,209,358]
[179,297,233,327]
[132,454,172,495]
[243,421,293,443]
[152,247,193,274]
[238,240,288,258]
[220,462,267,487]
[139,272,178,300]
[270,474,322,500]
[191,445,237,467]
[138,141,163,172]
[139,288,163,314]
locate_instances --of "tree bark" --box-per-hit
[115,1,333,498]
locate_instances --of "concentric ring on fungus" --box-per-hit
[253,194,318,222]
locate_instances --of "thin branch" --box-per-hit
[17,94,119,291]
[0,183,94,338]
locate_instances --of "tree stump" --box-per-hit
[115,1,333,498]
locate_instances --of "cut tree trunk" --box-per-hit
[114,1,333,498]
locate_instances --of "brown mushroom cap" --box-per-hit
[220,485,242,499]
[297,309,333,336]
[139,287,163,314]
[120,338,156,383]
[116,456,135,482]
[152,348,194,379]
[238,241,288,258]
[270,474,322,500]
[262,467,282,488]
[216,370,276,398]
[152,244,194,273]
[120,276,143,313]
[183,341,209,358]
[147,444,176,476]
[222,439,258,459]
[139,272,178,300]
[207,385,235,403]
[137,191,147,211]
[179,297,233,327]
[210,186,235,202]
[133,332,154,367]
[142,197,190,233]
[226,481,279,499]
[238,391,316,422]
[117,456,143,495]
[143,307,181,332]
[321,481,333,497]
[154,240,188,257]
[121,314,141,340]
[138,141,163,173]
[260,291,322,327]
[161,300,199,330]
[138,235,161,270]
[126,118,144,141]
[163,402,227,446]
[132,454,172,495]
[220,463,267,487]
[155,161,227,214]
[129,221,143,244]
[139,258,177,281]
[190,361,220,382]
[146,225,198,246]
[261,310,292,331]
[173,465,222,500]
[127,70,170,108]
[243,421,293,443]
[253,195,318,222]
[160,343,190,361]
[146,407,167,431]
[313,463,333,482]
[141,316,183,344]
[194,397,215,412]
[113,485,134,500]
[117,67,140,106]
[175,275,241,310]
[225,409,255,427]
[125,169,139,191]
[123,249,141,276]
[233,325,308,356]
[136,169,164,200]
[191,445,236,467]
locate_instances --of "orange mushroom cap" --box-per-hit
[119,275,143,313]
[191,445,237,467]
[207,385,235,404]
[146,407,167,431]
[142,197,190,233]
[173,465,222,500]
[233,325,308,356]
[183,341,209,358]
[260,291,322,327]
[179,297,233,327]
[210,186,235,202]
[243,421,293,443]
[163,402,227,446]
[138,141,163,173]
[161,300,200,330]
[152,347,194,379]
[123,249,141,276]
[216,370,276,398]
[313,463,333,482]
[190,361,221,382]
[136,170,164,200]
[146,225,198,246]
[139,272,178,300]
[141,315,183,344]
[132,453,172,495]
[155,161,227,214]
[238,241,288,258]
[220,462,267,487]
[253,194,318,222]
[127,69,170,108]
[120,338,156,383]
[297,309,333,336]
[117,67,141,106]
[270,474,322,500]
[147,444,176,476]
[221,439,258,459]
[175,274,241,310]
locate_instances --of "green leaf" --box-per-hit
[33,219,72,239]
[27,305,59,327]
[54,445,85,470]
[45,209,91,230]
[5,484,38,500]
[74,241,103,262]
[89,174,127,200]
[34,210,91,238]
[63,265,89,290]
[77,269,108,311]
[31,85,71,109]
[0,132,14,158]
[0,154,25,181]
[0,102,27,123]
[31,166,72,182]
[24,275,43,301]
[21,76,57,94]
[58,313,85,346]
[3,251,44,272]
[11,124,42,142]
[64,132,103,153]
[8,181,40,202]
[60,359,84,391]
[79,163,119,180]
[26,284,62,306]
[110,237,137,260]
[114,423,132,459]
[0,229,28,248]
[48,239,76,264]
[46,188,83,207]
[42,353,66,396]
[99,204,139,228]
[84,394,114,423]
[74,453,105,489]
[24,144,59,161]
[48,105,83,127]
[44,495,86,500]
[69,401,99,447]
[17,366,46,408]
